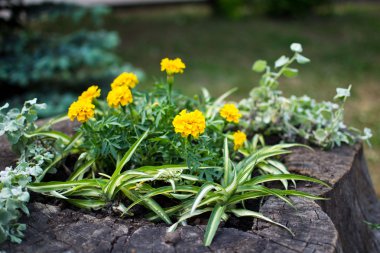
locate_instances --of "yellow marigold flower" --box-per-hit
[233,130,247,150]
[220,103,242,123]
[107,86,133,108]
[67,99,95,123]
[161,58,186,75]
[78,85,101,101]
[111,72,139,89]
[172,109,206,138]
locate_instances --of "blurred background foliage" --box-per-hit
[0,0,143,117]
[211,0,331,19]
[0,0,379,194]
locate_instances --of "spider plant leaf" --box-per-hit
[68,158,96,181]
[268,159,296,187]
[230,209,294,236]
[191,184,217,214]
[258,163,288,189]
[244,174,330,188]
[67,199,107,210]
[170,193,193,200]
[223,137,230,187]
[140,195,172,224]
[49,190,68,199]
[168,208,213,232]
[28,179,104,192]
[126,185,200,212]
[169,179,176,192]
[63,131,83,152]
[104,129,149,198]
[270,189,327,200]
[131,164,189,174]
[204,204,226,246]
[228,192,272,205]
[114,129,149,177]
[236,185,294,207]
[180,174,200,181]
[121,184,172,223]
[24,130,71,145]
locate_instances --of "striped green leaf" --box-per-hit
[191,184,216,214]
[204,204,226,246]
[68,159,96,181]
[67,199,107,210]
[24,131,70,144]
[230,209,294,236]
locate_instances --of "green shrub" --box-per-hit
[0,1,143,117]
[250,0,331,17]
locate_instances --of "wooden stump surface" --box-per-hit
[1,121,379,253]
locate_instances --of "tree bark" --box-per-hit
[1,122,379,252]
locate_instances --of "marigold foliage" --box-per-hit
[233,130,247,150]
[67,99,95,123]
[78,85,101,101]
[220,103,241,123]
[172,109,206,138]
[111,72,139,89]
[161,58,186,75]
[107,86,133,108]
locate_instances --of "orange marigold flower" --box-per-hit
[78,85,101,101]
[107,86,133,108]
[67,99,95,123]
[172,109,206,138]
[220,103,241,123]
[233,130,246,150]
[111,72,139,89]
[161,58,186,75]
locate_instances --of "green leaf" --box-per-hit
[223,137,230,187]
[66,199,106,210]
[116,129,149,175]
[230,209,294,236]
[244,174,330,188]
[104,129,149,198]
[295,54,310,64]
[121,188,172,224]
[275,56,289,68]
[290,43,303,53]
[191,184,217,214]
[252,60,267,73]
[68,159,96,181]
[28,179,105,192]
[314,129,328,142]
[24,131,70,144]
[204,204,226,246]
[283,68,298,78]
[334,85,351,100]
[168,208,212,232]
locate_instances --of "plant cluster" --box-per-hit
[0,44,370,246]
[0,100,60,243]
[239,43,372,149]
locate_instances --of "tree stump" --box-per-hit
[1,121,379,252]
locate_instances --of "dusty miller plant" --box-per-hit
[0,99,60,243]
[239,43,372,149]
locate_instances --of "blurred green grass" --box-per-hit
[38,3,380,194]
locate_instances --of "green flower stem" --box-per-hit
[167,75,174,104]
[128,104,138,135]
[267,54,296,88]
